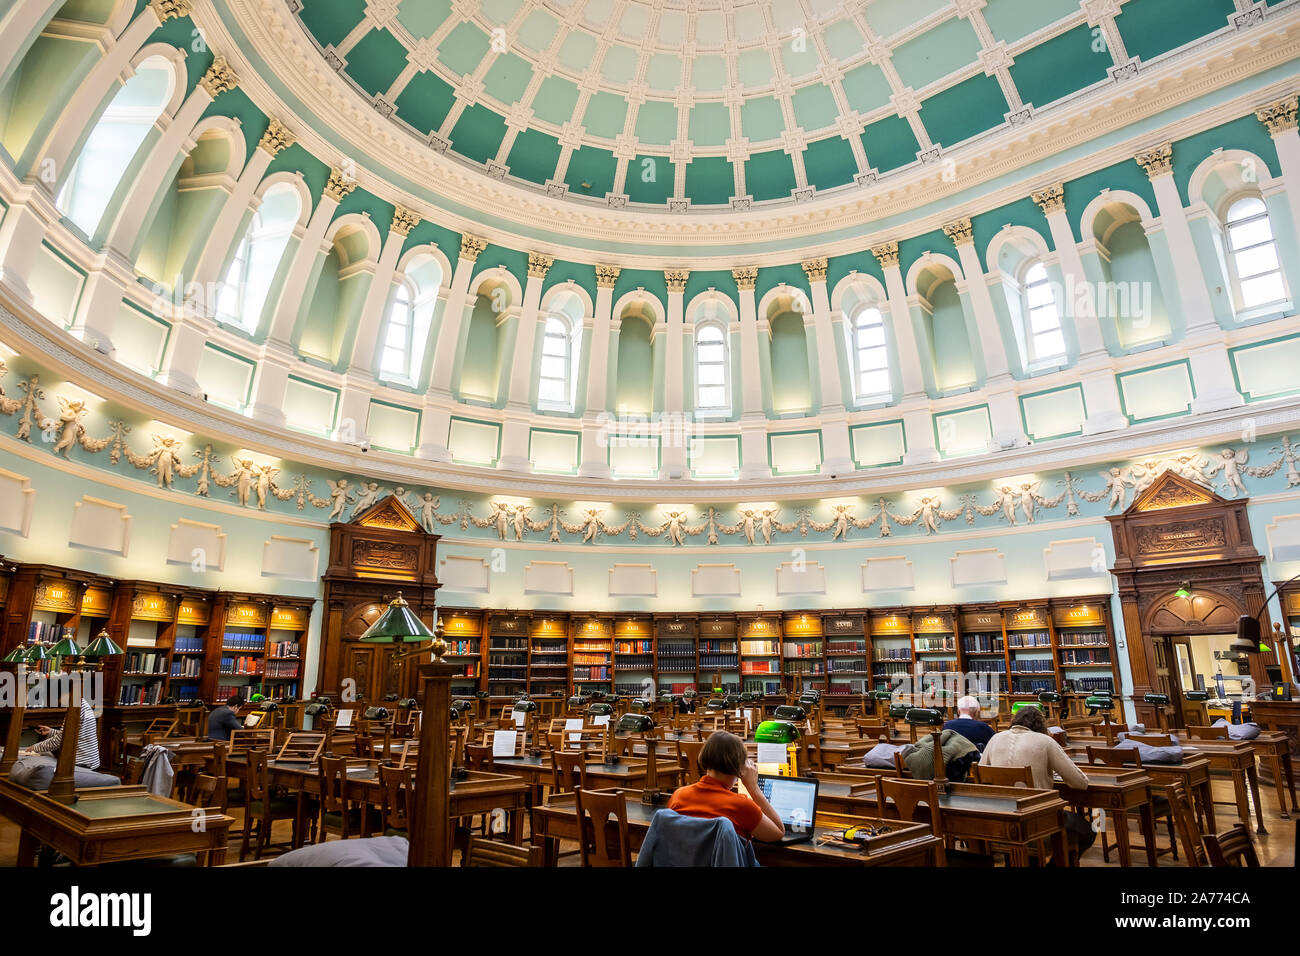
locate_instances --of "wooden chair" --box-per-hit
[465,835,542,867]
[855,721,890,741]
[378,764,414,836]
[676,739,706,783]
[227,729,274,756]
[971,765,1053,863]
[1186,725,1229,741]
[552,750,589,795]
[275,732,325,763]
[877,778,948,866]
[239,749,297,861]
[574,788,632,867]
[397,740,419,769]
[465,743,492,771]
[1202,823,1260,867]
[1165,780,1206,866]
[485,727,526,757]
[1126,733,1176,747]
[316,755,366,842]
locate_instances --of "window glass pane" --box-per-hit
[698,364,725,386]
[1033,330,1065,359]
[1233,244,1279,280]
[1228,197,1267,221]
[856,326,885,348]
[1240,273,1285,308]
[1028,306,1060,334]
[538,379,564,402]
[1228,218,1272,250]
[1024,262,1048,284]
[540,356,566,379]
[698,385,726,407]
[860,345,888,370]
[1026,282,1055,308]
[542,334,567,356]
[697,343,724,364]
[860,369,890,396]
[697,325,723,342]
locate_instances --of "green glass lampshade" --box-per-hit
[51,636,81,657]
[359,593,435,643]
[2,645,29,663]
[24,644,48,663]
[82,630,124,658]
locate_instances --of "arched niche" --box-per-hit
[297,215,380,367]
[762,287,812,415]
[1083,196,1171,348]
[457,271,516,404]
[911,258,976,392]
[613,300,657,415]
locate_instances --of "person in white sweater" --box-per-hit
[980,706,1095,854]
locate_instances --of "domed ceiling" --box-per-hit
[291,0,1241,211]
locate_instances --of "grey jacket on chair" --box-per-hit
[634,809,760,867]
[139,744,175,797]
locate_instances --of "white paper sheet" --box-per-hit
[756,742,787,765]
[492,730,518,757]
[335,709,353,729]
[592,715,610,727]
[565,717,583,742]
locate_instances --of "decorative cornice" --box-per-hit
[1256,95,1298,135]
[527,252,554,279]
[595,265,621,289]
[1030,183,1065,215]
[150,0,192,22]
[732,266,758,291]
[801,258,828,283]
[941,218,974,247]
[665,270,690,294]
[459,235,488,262]
[1135,142,1174,179]
[323,166,358,202]
[871,242,900,268]
[199,56,239,98]
[390,206,419,237]
[257,118,295,156]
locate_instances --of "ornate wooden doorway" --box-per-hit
[1108,470,1275,728]
[316,495,440,703]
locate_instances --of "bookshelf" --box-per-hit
[1051,601,1117,696]
[739,615,782,697]
[570,616,613,695]
[528,615,570,696]
[870,611,912,695]
[781,612,825,694]
[824,613,869,699]
[612,616,654,698]
[213,598,269,703]
[959,607,1006,705]
[170,594,209,705]
[485,613,528,698]
[1005,605,1054,697]
[265,604,309,701]
[912,610,957,706]
[1275,586,1300,689]
[655,616,698,694]
[698,617,738,695]
[117,587,178,707]
[439,608,484,696]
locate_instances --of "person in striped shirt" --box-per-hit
[27,697,100,769]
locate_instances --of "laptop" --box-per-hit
[756,774,819,845]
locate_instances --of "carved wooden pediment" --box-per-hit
[1127,470,1224,513]
[1146,590,1242,631]
[353,495,421,532]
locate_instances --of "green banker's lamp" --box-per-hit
[359,593,444,661]
[1232,571,1300,657]
[82,629,124,662]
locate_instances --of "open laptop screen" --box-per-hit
[757,774,817,830]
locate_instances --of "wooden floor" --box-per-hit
[0,773,1293,866]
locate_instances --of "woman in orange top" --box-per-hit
[667,731,785,842]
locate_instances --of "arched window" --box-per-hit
[850,307,890,400]
[538,316,574,408]
[57,56,174,237]
[1224,196,1285,311]
[1021,261,1065,362]
[215,182,299,332]
[380,281,415,379]
[695,322,729,411]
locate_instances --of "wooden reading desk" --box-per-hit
[1052,765,1159,867]
[0,778,232,866]
[1068,753,1216,834]
[489,753,682,796]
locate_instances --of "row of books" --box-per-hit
[1059,649,1111,665]
[573,653,610,665]
[740,641,778,656]
[1013,678,1055,694]
[698,654,738,669]
[265,660,299,678]
[27,622,69,644]
[828,679,872,695]
[784,661,825,675]
[171,657,202,678]
[573,666,610,680]
[828,659,867,673]
[174,636,205,654]
[1076,677,1115,693]
[489,638,527,650]
[874,648,912,661]
[220,655,263,675]
[658,659,698,673]
[827,641,866,655]
[873,662,910,676]
[969,659,1008,674]
[782,642,823,658]
[1012,658,1054,673]
[269,640,299,659]
[740,660,780,675]
[1007,631,1051,648]
[216,683,257,700]
[118,683,165,705]
[700,640,737,653]
[659,641,695,657]
[612,655,654,668]
[446,640,478,656]
[1056,630,1109,647]
[124,651,168,675]
[573,643,610,653]
[614,640,652,654]
[614,682,650,696]
[962,634,1004,653]
[533,640,567,653]
[917,660,959,673]
[914,637,956,652]
[487,654,526,666]
[173,683,201,704]
[743,679,782,695]
[220,632,265,650]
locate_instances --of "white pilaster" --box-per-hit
[0,193,50,302]
[499,252,553,473]
[1032,184,1108,359]
[0,0,64,93]
[425,235,485,398]
[661,270,688,479]
[872,243,939,464]
[946,219,1011,381]
[265,169,352,348]
[1257,98,1300,271]
[802,258,846,414]
[156,310,216,396]
[577,267,618,478]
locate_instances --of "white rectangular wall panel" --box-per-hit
[283,377,338,436]
[523,561,574,595]
[608,563,658,597]
[448,418,501,466]
[688,436,740,479]
[261,536,320,582]
[114,304,170,376]
[0,468,35,537]
[861,556,915,591]
[1230,335,1300,403]
[1117,362,1193,423]
[196,345,255,411]
[166,519,227,571]
[1266,515,1300,564]
[529,429,581,475]
[366,401,421,453]
[934,406,992,457]
[849,421,906,468]
[439,554,491,593]
[68,496,131,556]
[776,561,826,595]
[692,563,742,597]
[768,431,823,476]
[608,436,660,479]
[29,245,84,328]
[1042,537,1107,580]
[1020,385,1086,441]
[950,548,1007,587]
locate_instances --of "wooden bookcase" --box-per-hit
[570,615,613,695]
[612,616,653,698]
[655,615,698,694]
[485,612,528,698]
[1050,600,1118,696]
[1004,604,1054,698]
[781,612,824,694]
[170,593,210,705]
[114,584,178,707]
[202,592,314,705]
[265,604,309,700]
[697,617,738,694]
[869,610,912,694]
[440,608,484,697]
[823,612,868,700]
[528,615,570,696]
[738,614,781,697]
[912,609,958,706]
